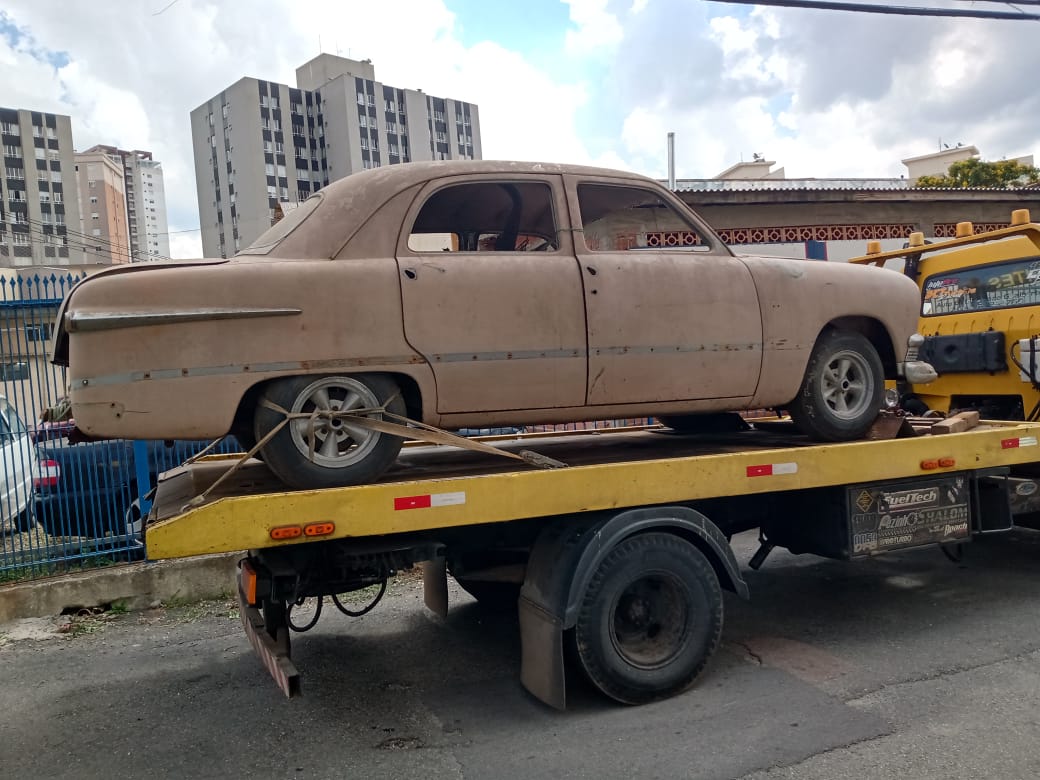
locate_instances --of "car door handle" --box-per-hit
[585,266,597,275]
[403,268,417,280]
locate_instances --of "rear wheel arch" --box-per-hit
[231,370,426,447]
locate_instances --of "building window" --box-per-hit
[0,122,18,134]
[25,323,53,342]
[385,100,395,112]
[90,196,98,204]
[0,362,29,381]
[35,148,46,160]
[357,92,366,105]
[92,228,101,236]
[2,145,20,157]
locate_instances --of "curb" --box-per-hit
[0,553,242,624]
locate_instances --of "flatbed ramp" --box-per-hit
[147,421,1040,560]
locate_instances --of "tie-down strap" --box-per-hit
[182,397,566,508]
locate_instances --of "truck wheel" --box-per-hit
[255,374,406,489]
[789,329,884,441]
[571,533,723,705]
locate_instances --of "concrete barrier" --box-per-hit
[0,553,241,623]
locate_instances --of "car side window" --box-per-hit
[407,181,559,252]
[576,183,707,252]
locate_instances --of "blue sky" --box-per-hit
[447,0,570,52]
[0,0,1037,258]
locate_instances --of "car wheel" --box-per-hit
[254,374,406,489]
[15,502,37,533]
[789,329,884,441]
[570,533,723,705]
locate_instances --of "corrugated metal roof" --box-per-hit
[669,178,910,192]
[667,178,1040,193]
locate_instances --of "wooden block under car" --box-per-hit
[931,411,981,435]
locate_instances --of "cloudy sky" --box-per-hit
[1,0,1037,258]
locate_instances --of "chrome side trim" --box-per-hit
[65,308,302,333]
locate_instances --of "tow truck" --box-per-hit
[143,415,1040,708]
[850,208,1040,421]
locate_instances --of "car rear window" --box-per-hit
[922,255,1040,315]
[239,195,324,255]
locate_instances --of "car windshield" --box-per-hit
[239,195,324,256]
[922,255,1040,316]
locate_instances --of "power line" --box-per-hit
[707,0,1040,19]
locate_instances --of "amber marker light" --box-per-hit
[303,522,335,537]
[270,525,303,540]
[920,459,939,470]
[938,457,956,468]
[239,560,258,605]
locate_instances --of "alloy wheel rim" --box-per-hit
[820,349,873,420]
[288,377,382,469]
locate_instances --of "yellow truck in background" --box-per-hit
[850,209,1040,420]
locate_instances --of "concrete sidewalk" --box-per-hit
[0,552,240,623]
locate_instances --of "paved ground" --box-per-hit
[3,529,1040,779]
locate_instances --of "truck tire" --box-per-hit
[571,532,723,705]
[789,329,884,441]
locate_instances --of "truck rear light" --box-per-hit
[34,459,60,488]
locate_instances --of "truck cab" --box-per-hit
[850,209,1040,420]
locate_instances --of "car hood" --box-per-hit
[50,259,228,366]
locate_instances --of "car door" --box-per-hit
[566,178,764,406]
[396,174,587,414]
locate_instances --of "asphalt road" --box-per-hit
[3,529,1040,780]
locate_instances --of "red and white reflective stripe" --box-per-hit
[394,491,467,511]
[746,461,799,478]
[1001,436,1039,449]
[34,459,60,488]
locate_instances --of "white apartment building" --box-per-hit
[83,145,171,261]
[0,107,83,266]
[190,54,482,258]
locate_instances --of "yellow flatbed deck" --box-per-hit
[145,420,1040,560]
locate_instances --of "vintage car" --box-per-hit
[52,161,933,489]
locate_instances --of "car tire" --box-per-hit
[15,503,37,533]
[789,329,884,441]
[254,374,406,489]
[570,533,723,705]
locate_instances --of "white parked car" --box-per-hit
[0,396,39,534]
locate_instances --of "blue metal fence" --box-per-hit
[0,273,238,581]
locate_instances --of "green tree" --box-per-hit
[916,158,1040,188]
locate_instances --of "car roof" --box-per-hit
[241,160,658,261]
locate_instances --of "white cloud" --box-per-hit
[562,0,624,56]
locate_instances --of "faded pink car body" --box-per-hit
[53,161,923,440]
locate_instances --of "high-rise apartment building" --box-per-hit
[83,145,171,261]
[191,54,482,258]
[0,107,83,266]
[74,150,130,264]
